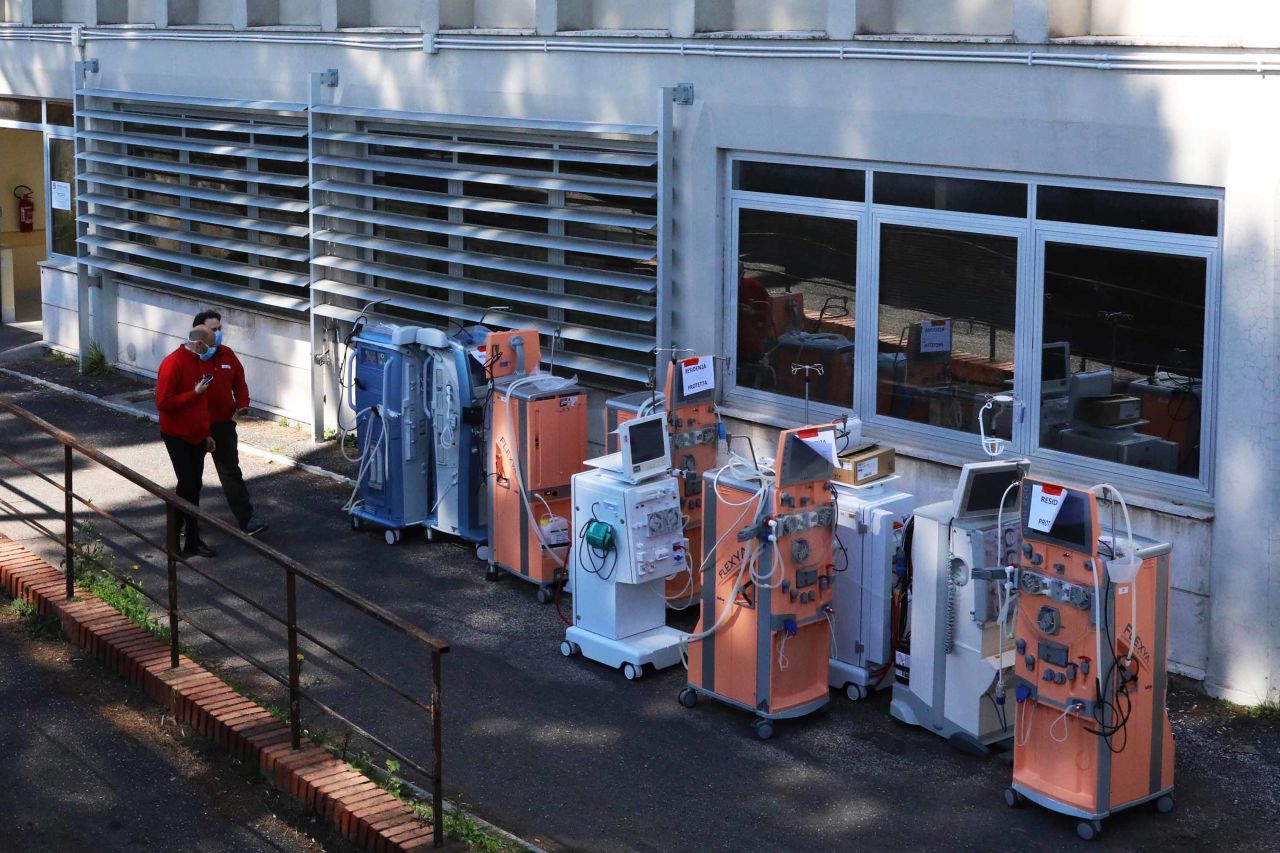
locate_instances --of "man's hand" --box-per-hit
[205,437,217,453]
[195,375,213,395]
[233,407,250,422]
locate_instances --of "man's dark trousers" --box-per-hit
[210,420,253,529]
[162,433,206,546]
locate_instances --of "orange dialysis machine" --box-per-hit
[1006,478,1174,841]
[679,425,837,739]
[603,356,723,608]
[486,328,588,602]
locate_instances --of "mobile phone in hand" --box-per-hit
[199,374,214,389]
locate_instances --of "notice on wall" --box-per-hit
[51,181,71,211]
[797,427,839,466]
[918,319,952,354]
[1027,483,1065,534]
[681,356,715,396]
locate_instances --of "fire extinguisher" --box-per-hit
[13,185,34,233]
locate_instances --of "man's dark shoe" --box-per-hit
[181,539,217,558]
[241,518,268,537]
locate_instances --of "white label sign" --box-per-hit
[1027,483,1065,534]
[468,345,487,365]
[798,428,839,467]
[918,319,952,354]
[680,356,715,396]
[855,457,879,481]
[51,181,71,211]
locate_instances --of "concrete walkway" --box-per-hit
[0,368,1277,852]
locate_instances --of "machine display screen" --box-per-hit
[1041,490,1092,550]
[627,417,668,466]
[963,469,1023,516]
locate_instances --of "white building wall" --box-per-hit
[0,12,1276,703]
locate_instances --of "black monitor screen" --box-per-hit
[963,469,1023,515]
[1044,490,1092,550]
[628,418,667,465]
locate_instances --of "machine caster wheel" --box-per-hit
[475,544,491,562]
[385,529,402,546]
[1003,788,1025,809]
[560,640,579,657]
[845,683,868,701]
[536,586,554,604]
[622,662,643,681]
[426,528,436,543]
[753,718,774,740]
[678,687,698,709]
[1076,820,1102,841]
[1155,795,1175,814]
[351,515,363,531]
[485,565,501,582]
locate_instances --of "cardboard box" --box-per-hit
[834,444,895,486]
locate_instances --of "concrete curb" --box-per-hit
[0,534,453,853]
[0,367,356,487]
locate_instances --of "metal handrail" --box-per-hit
[0,396,448,846]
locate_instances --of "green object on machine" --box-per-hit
[584,519,615,552]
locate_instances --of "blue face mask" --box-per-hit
[213,329,223,347]
[198,345,217,361]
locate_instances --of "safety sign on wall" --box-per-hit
[51,181,71,211]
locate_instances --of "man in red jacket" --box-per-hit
[156,326,218,557]
[195,310,267,537]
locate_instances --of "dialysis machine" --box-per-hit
[561,414,689,678]
[681,426,837,740]
[890,459,1026,753]
[1006,479,1174,840]
[420,324,491,547]
[829,476,915,701]
[487,329,588,601]
[346,322,450,545]
[604,356,723,608]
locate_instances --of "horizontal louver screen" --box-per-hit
[310,104,659,383]
[75,88,310,312]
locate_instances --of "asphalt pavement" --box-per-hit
[0,364,1277,852]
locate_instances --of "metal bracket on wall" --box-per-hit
[320,69,340,87]
[83,59,99,74]
[672,84,695,105]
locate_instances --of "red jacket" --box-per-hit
[155,346,212,444]
[203,346,250,424]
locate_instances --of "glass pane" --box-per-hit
[48,138,76,258]
[0,97,42,125]
[1040,243,1206,478]
[45,101,74,127]
[734,161,865,202]
[876,224,1017,436]
[1037,185,1218,237]
[873,172,1027,217]
[735,209,857,408]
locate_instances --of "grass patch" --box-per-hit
[7,598,65,640]
[84,340,113,376]
[67,523,162,638]
[1245,699,1280,724]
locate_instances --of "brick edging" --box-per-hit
[0,535,446,853]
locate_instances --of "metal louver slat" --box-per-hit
[311,103,657,137]
[79,87,306,113]
[78,151,309,188]
[81,172,309,213]
[314,230,654,293]
[313,203,656,261]
[80,214,310,263]
[83,129,307,162]
[79,108,308,137]
[312,179,656,230]
[312,154,656,199]
[81,234,309,288]
[86,256,309,311]
[79,193,309,238]
[313,279,653,366]
[312,129,657,167]
[312,254,655,322]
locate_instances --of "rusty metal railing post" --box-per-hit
[63,446,74,599]
[165,504,180,668]
[287,566,301,749]
[432,651,444,848]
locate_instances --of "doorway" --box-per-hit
[0,127,48,325]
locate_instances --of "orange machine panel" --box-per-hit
[686,426,835,726]
[484,329,542,379]
[1011,478,1174,831]
[662,358,720,606]
[490,383,586,588]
